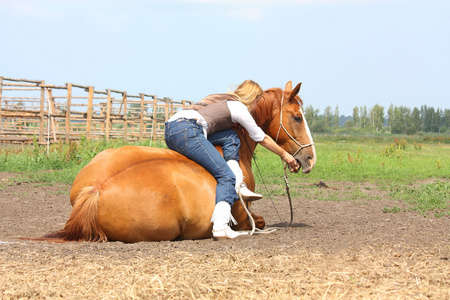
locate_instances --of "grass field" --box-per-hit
[255,134,449,216]
[1,134,449,216]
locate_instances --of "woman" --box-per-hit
[164,80,299,240]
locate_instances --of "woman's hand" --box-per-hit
[259,135,300,172]
[280,152,300,173]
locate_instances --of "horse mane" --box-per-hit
[250,88,278,127]
[250,88,282,128]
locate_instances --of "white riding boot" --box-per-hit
[227,160,263,202]
[211,201,248,241]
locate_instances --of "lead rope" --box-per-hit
[283,164,294,226]
[237,186,276,236]
[237,185,255,236]
[239,130,283,236]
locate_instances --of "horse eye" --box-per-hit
[293,116,302,123]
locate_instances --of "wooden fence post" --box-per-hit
[39,81,46,144]
[106,89,111,142]
[86,86,94,140]
[151,95,158,141]
[165,98,170,121]
[0,77,188,145]
[139,93,145,140]
[47,88,57,142]
[65,83,72,143]
[122,92,128,140]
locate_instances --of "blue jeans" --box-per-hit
[208,129,240,162]
[164,119,238,206]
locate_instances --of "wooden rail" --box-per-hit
[0,76,192,144]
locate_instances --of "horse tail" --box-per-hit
[58,186,107,242]
[19,186,107,243]
[37,186,107,242]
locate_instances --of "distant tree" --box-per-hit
[392,106,413,134]
[422,105,442,133]
[352,107,360,128]
[340,115,353,127]
[311,119,327,133]
[387,104,394,131]
[344,119,354,129]
[304,105,319,127]
[301,103,448,134]
[433,108,442,132]
[323,106,333,129]
[391,107,404,134]
[411,107,421,132]
[333,106,340,128]
[444,109,450,129]
[370,104,385,132]
[360,106,368,129]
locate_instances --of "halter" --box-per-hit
[275,91,314,226]
[243,89,316,231]
[275,92,314,158]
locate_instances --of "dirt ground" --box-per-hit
[0,171,449,299]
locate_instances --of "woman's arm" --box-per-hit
[228,102,299,172]
[259,135,300,173]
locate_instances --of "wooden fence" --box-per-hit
[0,76,192,144]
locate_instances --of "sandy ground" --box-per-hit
[0,172,449,299]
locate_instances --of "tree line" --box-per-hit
[303,104,450,134]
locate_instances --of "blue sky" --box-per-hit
[1,0,449,116]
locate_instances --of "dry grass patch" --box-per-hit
[1,243,449,299]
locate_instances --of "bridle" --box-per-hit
[274,90,314,226]
[275,91,314,158]
[242,88,316,231]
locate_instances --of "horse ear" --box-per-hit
[284,81,293,93]
[289,82,302,101]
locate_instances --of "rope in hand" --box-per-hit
[240,128,284,224]
[283,164,294,226]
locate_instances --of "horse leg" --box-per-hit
[231,202,265,231]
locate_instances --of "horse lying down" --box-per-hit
[38,81,316,243]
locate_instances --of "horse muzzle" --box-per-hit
[295,147,316,174]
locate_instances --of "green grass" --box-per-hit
[0,138,167,184]
[389,181,449,217]
[0,134,448,216]
[254,135,449,184]
[252,135,449,216]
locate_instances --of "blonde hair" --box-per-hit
[230,80,263,109]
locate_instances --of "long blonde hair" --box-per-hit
[230,80,263,109]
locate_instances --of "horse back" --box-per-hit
[70,146,210,203]
[70,146,217,241]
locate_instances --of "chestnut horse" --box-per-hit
[44,81,316,242]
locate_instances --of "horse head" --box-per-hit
[251,81,316,173]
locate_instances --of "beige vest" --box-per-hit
[187,94,239,136]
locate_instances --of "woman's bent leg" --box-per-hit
[165,120,246,240]
[208,129,262,202]
[208,129,240,162]
[165,120,237,206]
